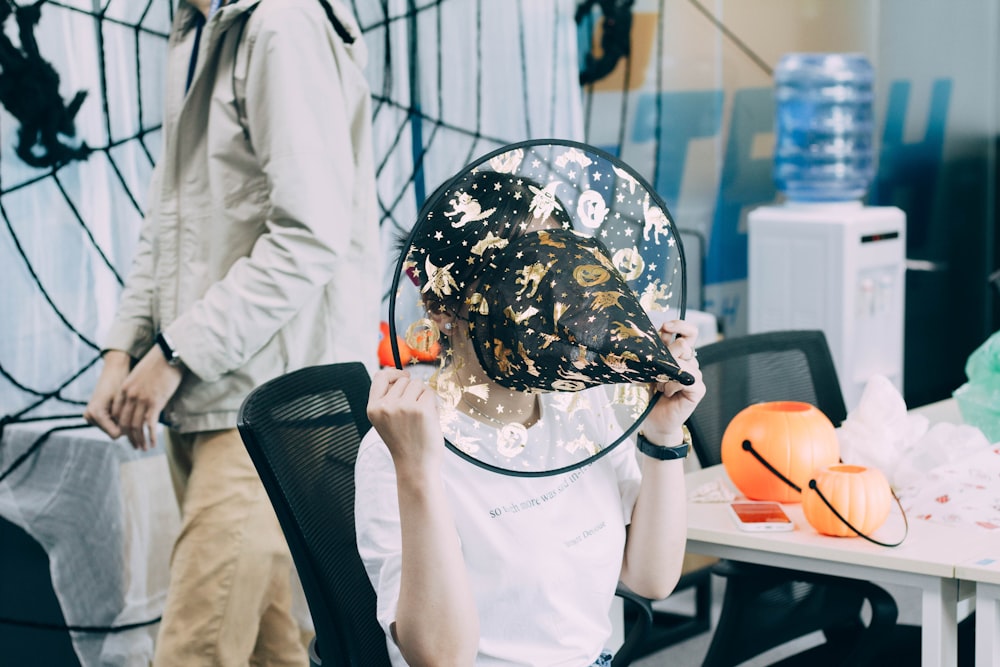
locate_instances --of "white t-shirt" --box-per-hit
[354,391,642,667]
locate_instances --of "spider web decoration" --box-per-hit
[358,0,586,300]
[1,0,173,430]
[1,0,587,429]
[7,0,739,434]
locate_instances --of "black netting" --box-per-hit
[0,0,769,455]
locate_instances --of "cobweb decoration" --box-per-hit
[1,0,172,428]
[356,0,585,301]
[1,0,587,427]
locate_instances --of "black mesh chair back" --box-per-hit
[688,329,847,469]
[686,330,898,667]
[237,362,391,667]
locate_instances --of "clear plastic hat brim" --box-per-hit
[388,139,688,476]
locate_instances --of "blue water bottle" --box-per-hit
[773,53,875,202]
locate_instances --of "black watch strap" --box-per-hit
[636,426,691,460]
[156,332,182,367]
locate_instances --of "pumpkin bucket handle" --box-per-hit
[743,439,909,547]
[806,479,909,547]
[741,439,802,492]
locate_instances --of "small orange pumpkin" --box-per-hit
[378,321,412,367]
[802,464,892,537]
[721,401,840,503]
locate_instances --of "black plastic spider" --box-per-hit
[0,0,90,169]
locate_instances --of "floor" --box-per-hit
[630,575,925,666]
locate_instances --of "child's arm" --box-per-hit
[619,319,705,599]
[367,368,479,667]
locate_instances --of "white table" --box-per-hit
[686,464,982,667]
[908,397,962,425]
[955,556,1000,667]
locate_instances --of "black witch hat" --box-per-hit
[390,139,691,476]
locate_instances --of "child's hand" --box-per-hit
[367,368,444,475]
[642,319,706,444]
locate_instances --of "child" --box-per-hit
[356,142,705,667]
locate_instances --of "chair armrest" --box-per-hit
[612,585,654,667]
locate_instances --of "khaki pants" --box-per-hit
[154,428,308,667]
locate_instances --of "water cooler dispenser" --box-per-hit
[747,53,906,411]
[748,203,905,410]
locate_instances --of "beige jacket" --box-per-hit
[104,0,381,432]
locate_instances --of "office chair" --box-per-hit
[238,362,389,667]
[686,330,900,667]
[237,362,655,667]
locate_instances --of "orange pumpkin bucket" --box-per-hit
[803,465,893,537]
[721,401,840,503]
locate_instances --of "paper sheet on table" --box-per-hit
[688,479,735,503]
[894,443,1000,530]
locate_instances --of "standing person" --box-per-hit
[83,0,380,664]
[356,145,706,667]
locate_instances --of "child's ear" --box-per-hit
[427,310,457,336]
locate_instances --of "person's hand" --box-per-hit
[642,319,706,444]
[366,368,444,476]
[83,350,132,439]
[110,346,184,451]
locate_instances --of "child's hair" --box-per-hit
[404,169,571,317]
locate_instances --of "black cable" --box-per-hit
[686,0,772,77]
[0,614,161,634]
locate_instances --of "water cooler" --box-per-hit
[747,52,906,411]
[747,203,905,411]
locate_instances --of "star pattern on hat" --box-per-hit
[391,140,690,475]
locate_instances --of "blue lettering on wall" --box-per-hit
[705,87,776,285]
[870,79,951,251]
[632,90,724,211]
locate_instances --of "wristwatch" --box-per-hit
[636,425,692,460]
[155,332,183,367]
